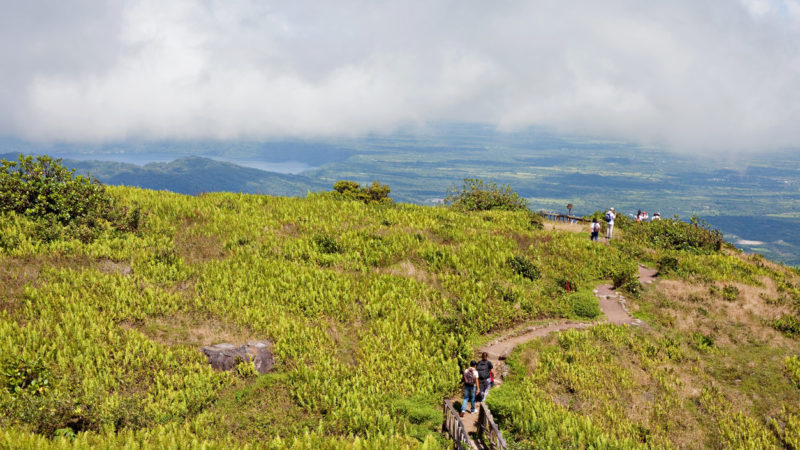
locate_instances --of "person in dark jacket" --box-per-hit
[476,352,494,401]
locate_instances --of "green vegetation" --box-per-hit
[445,178,529,213]
[1,157,799,448]
[619,216,723,253]
[332,180,392,204]
[0,155,141,244]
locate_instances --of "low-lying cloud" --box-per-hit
[2,0,800,153]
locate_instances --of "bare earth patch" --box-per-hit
[175,229,227,265]
[97,259,132,276]
[383,260,431,284]
[0,254,92,314]
[121,313,258,348]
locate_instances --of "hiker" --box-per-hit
[652,212,661,221]
[461,361,479,417]
[636,210,642,223]
[605,208,616,240]
[476,352,494,402]
[590,218,600,241]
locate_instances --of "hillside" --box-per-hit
[2,180,800,448]
[0,153,325,197]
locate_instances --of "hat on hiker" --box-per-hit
[610,207,615,211]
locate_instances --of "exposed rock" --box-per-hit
[201,340,274,374]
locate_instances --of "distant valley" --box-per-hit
[3,127,799,265]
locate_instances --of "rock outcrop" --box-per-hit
[201,340,274,374]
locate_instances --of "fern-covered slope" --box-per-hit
[1,186,799,448]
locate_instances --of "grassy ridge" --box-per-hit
[1,186,799,448]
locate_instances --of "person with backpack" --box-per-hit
[605,208,616,240]
[461,361,479,417]
[476,352,494,402]
[589,218,601,242]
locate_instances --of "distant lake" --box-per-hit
[49,152,316,175]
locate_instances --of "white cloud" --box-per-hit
[2,0,800,153]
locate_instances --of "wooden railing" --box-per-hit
[540,211,589,223]
[442,398,472,450]
[477,402,507,450]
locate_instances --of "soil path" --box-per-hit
[452,264,656,448]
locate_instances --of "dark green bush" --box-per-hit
[690,332,715,351]
[774,314,800,336]
[611,264,641,296]
[445,178,528,212]
[0,155,142,242]
[313,233,343,254]
[657,255,679,274]
[2,355,50,396]
[569,291,601,319]
[721,285,740,302]
[332,180,392,204]
[622,215,723,253]
[507,255,540,281]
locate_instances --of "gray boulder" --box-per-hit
[201,340,274,374]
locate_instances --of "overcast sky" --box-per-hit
[1,0,799,153]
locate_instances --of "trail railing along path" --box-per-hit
[443,264,657,449]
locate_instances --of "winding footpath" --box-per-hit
[454,265,658,449]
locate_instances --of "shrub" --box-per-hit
[658,255,679,275]
[611,264,641,296]
[313,233,343,254]
[445,178,528,212]
[332,180,392,204]
[0,155,142,242]
[691,332,715,351]
[507,255,540,281]
[774,314,800,336]
[721,285,740,302]
[622,215,723,253]
[2,356,50,396]
[569,291,601,319]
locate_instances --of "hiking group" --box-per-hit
[587,208,616,242]
[591,208,661,242]
[461,352,494,417]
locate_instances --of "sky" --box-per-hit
[1,0,800,153]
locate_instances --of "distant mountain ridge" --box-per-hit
[0,153,326,197]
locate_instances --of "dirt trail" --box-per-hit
[453,265,656,446]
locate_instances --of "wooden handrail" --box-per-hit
[540,211,589,223]
[477,402,507,450]
[442,398,472,450]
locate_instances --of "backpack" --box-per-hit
[604,212,613,222]
[476,360,491,379]
[463,368,475,385]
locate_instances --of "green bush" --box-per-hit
[313,233,343,254]
[2,356,50,396]
[610,264,641,296]
[774,314,800,336]
[332,180,392,204]
[445,178,528,212]
[0,155,142,242]
[622,216,723,253]
[569,291,601,319]
[507,255,540,281]
[657,255,679,275]
[721,285,740,302]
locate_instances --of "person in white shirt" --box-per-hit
[590,218,601,241]
[605,208,616,240]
